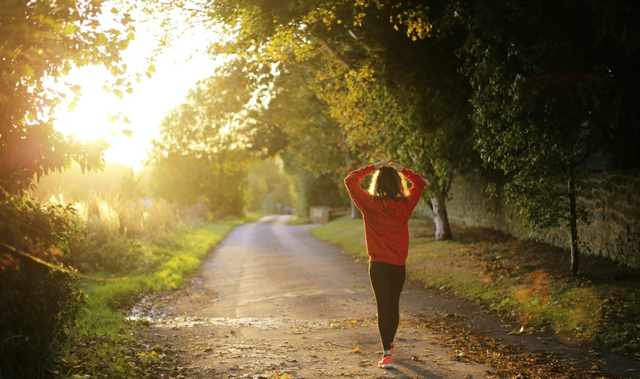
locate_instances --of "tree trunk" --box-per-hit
[431,195,452,241]
[345,148,362,219]
[568,167,580,276]
[350,199,362,219]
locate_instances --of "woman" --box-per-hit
[344,161,425,369]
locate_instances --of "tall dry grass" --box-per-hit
[46,189,209,274]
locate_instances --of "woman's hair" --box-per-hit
[368,166,410,201]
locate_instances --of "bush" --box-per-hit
[0,259,84,378]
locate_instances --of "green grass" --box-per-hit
[287,215,312,225]
[312,216,640,356]
[59,214,259,378]
[311,216,367,258]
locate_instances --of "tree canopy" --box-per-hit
[0,0,137,374]
[147,71,256,217]
[0,0,136,254]
[451,0,640,274]
[151,0,479,238]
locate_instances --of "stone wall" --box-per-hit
[430,169,640,268]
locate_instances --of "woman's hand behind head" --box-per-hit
[388,162,403,172]
[374,161,388,169]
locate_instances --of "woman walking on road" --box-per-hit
[344,161,426,369]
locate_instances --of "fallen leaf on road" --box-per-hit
[508,326,532,335]
[351,346,360,353]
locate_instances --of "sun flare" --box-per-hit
[51,31,220,170]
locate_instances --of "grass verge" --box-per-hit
[287,215,311,225]
[312,215,640,359]
[57,214,260,378]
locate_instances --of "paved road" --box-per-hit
[135,216,492,378]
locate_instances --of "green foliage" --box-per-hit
[152,0,477,239]
[247,158,292,213]
[0,0,134,193]
[60,189,207,274]
[0,259,85,378]
[245,66,349,217]
[147,73,256,218]
[254,67,346,175]
[446,0,640,272]
[283,152,348,217]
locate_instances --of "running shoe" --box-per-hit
[378,355,393,368]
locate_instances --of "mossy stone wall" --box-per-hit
[430,169,640,268]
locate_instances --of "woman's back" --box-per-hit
[344,164,425,265]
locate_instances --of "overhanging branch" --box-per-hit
[0,242,128,282]
[308,33,354,70]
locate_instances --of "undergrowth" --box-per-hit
[313,215,640,359]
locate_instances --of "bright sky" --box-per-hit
[53,15,221,172]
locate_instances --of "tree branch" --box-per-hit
[308,33,354,70]
[0,242,128,282]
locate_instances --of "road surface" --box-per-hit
[132,215,492,378]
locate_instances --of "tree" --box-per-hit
[248,66,351,218]
[152,0,477,239]
[246,158,292,213]
[454,0,640,274]
[0,0,136,374]
[1,0,138,253]
[308,4,475,239]
[147,72,255,218]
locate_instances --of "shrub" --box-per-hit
[0,259,84,378]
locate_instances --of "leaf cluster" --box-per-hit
[0,257,85,378]
[453,0,640,230]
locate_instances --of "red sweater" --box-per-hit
[344,165,426,266]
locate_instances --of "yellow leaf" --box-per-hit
[122,129,133,137]
[127,32,135,40]
[351,346,360,353]
[148,64,156,73]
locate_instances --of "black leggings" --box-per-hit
[369,261,406,351]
